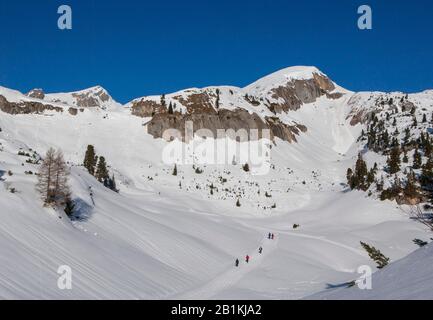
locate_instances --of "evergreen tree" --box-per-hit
[83,145,97,175]
[360,242,390,269]
[404,170,419,199]
[422,114,427,123]
[160,94,166,107]
[215,88,220,108]
[95,156,109,182]
[346,168,353,187]
[349,153,370,190]
[420,156,433,191]
[424,136,432,157]
[168,102,174,114]
[387,146,401,174]
[376,176,384,192]
[172,164,177,176]
[412,116,418,127]
[382,130,389,149]
[413,148,422,169]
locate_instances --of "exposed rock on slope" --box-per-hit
[26,88,45,100]
[132,67,344,142]
[0,95,63,115]
[147,108,307,142]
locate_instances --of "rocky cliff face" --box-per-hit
[134,68,342,142]
[147,108,307,143]
[0,95,63,115]
[267,73,341,113]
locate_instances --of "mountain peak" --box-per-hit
[44,85,120,109]
[243,66,333,93]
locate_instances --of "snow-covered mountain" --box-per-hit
[0,66,432,299]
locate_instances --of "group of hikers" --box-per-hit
[235,233,275,267]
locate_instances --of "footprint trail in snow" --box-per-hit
[177,235,279,300]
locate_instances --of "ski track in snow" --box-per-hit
[175,235,279,299]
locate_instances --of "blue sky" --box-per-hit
[0,0,432,103]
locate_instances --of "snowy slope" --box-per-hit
[0,66,432,299]
[308,243,433,300]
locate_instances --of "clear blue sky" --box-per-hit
[0,0,432,103]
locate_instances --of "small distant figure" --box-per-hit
[235,259,239,267]
[268,232,271,239]
[245,255,250,263]
[271,233,275,240]
[259,247,263,254]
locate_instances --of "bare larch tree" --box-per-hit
[36,148,70,206]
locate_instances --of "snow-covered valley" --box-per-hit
[0,66,432,299]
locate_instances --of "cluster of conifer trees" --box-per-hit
[348,108,433,204]
[83,145,118,192]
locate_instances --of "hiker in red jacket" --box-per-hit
[245,255,250,263]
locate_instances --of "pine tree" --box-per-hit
[413,148,422,169]
[412,116,418,127]
[349,153,370,190]
[172,164,177,176]
[215,88,220,108]
[424,136,432,157]
[346,168,353,186]
[422,114,427,123]
[382,130,389,149]
[242,163,250,172]
[420,156,433,190]
[95,156,109,182]
[168,102,174,114]
[83,145,97,175]
[160,94,166,107]
[387,146,401,174]
[236,199,241,207]
[360,242,390,269]
[404,170,419,199]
